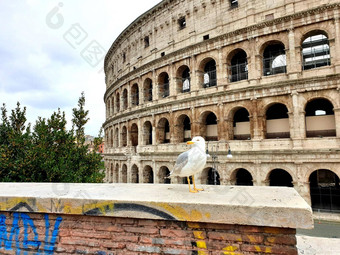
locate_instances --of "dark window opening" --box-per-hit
[203,60,217,88]
[161,52,165,57]
[310,170,340,212]
[159,167,171,184]
[131,84,139,106]
[207,168,220,185]
[236,169,253,186]
[230,50,248,82]
[123,53,126,63]
[305,99,336,137]
[206,112,217,125]
[230,0,238,8]
[144,121,153,145]
[122,89,128,110]
[158,73,170,98]
[302,34,330,70]
[233,108,250,140]
[178,17,186,30]
[183,116,191,142]
[269,169,293,187]
[131,124,138,147]
[203,34,209,40]
[144,36,150,48]
[205,112,218,141]
[131,165,139,183]
[181,67,190,93]
[158,118,170,144]
[266,104,290,139]
[143,166,154,183]
[144,79,153,102]
[263,44,286,76]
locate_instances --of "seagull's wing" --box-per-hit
[171,150,189,176]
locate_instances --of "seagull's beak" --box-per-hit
[187,141,195,145]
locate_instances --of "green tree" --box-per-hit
[0,94,104,183]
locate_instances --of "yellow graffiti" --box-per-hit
[155,203,206,222]
[222,245,240,255]
[255,246,272,253]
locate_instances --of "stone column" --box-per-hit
[152,114,156,145]
[217,47,225,86]
[152,70,158,101]
[333,14,340,72]
[247,38,257,84]
[287,28,300,78]
[334,108,340,138]
[190,55,199,92]
[138,118,142,146]
[169,63,177,97]
[251,99,263,140]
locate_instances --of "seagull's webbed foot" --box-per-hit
[187,177,198,193]
[192,175,204,192]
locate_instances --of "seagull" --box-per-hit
[169,136,208,193]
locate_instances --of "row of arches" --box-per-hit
[106,30,331,116]
[106,97,337,148]
[106,165,340,213]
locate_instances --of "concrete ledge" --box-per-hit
[0,183,313,229]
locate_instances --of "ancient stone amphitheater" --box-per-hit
[103,0,340,214]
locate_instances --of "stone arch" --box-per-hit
[230,107,251,140]
[198,57,217,88]
[175,114,191,143]
[131,164,139,183]
[121,164,127,183]
[176,65,190,93]
[304,98,336,137]
[159,166,171,184]
[130,123,138,146]
[143,165,154,183]
[265,103,290,139]
[121,126,127,147]
[201,167,220,185]
[115,163,119,183]
[158,72,170,98]
[131,83,139,106]
[309,169,340,212]
[230,168,253,186]
[114,127,119,147]
[260,40,286,76]
[199,111,218,141]
[157,117,170,144]
[267,169,294,187]
[142,121,153,145]
[227,48,248,82]
[143,78,153,102]
[122,89,128,110]
[301,30,330,70]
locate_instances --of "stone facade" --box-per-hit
[103,0,340,213]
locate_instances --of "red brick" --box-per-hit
[241,244,297,255]
[264,227,296,235]
[241,234,265,244]
[124,226,159,234]
[265,235,296,246]
[160,229,192,238]
[207,231,242,242]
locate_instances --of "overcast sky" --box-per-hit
[0,0,160,136]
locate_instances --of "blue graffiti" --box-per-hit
[0,212,62,255]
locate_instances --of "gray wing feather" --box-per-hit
[171,151,189,176]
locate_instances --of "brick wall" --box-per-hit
[0,211,297,255]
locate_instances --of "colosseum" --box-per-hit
[103,0,340,216]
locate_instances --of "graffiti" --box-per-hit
[0,212,62,254]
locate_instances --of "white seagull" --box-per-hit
[170,136,208,193]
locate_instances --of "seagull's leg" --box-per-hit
[193,175,204,191]
[187,176,197,193]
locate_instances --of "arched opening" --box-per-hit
[302,32,330,70]
[144,78,153,102]
[143,165,154,183]
[110,163,114,183]
[177,66,190,93]
[305,98,336,137]
[202,59,217,88]
[114,127,119,147]
[176,115,191,143]
[122,89,128,110]
[235,169,253,186]
[115,93,120,112]
[157,118,170,144]
[229,50,248,82]
[158,72,170,98]
[131,164,139,183]
[111,97,115,115]
[309,169,340,212]
[263,42,286,76]
[121,126,127,147]
[266,103,290,139]
[143,121,153,145]
[130,123,138,147]
[201,112,218,141]
[159,166,171,184]
[131,83,139,106]
[121,164,127,183]
[110,129,114,148]
[201,167,221,185]
[233,108,250,140]
[115,163,119,183]
[269,169,293,187]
